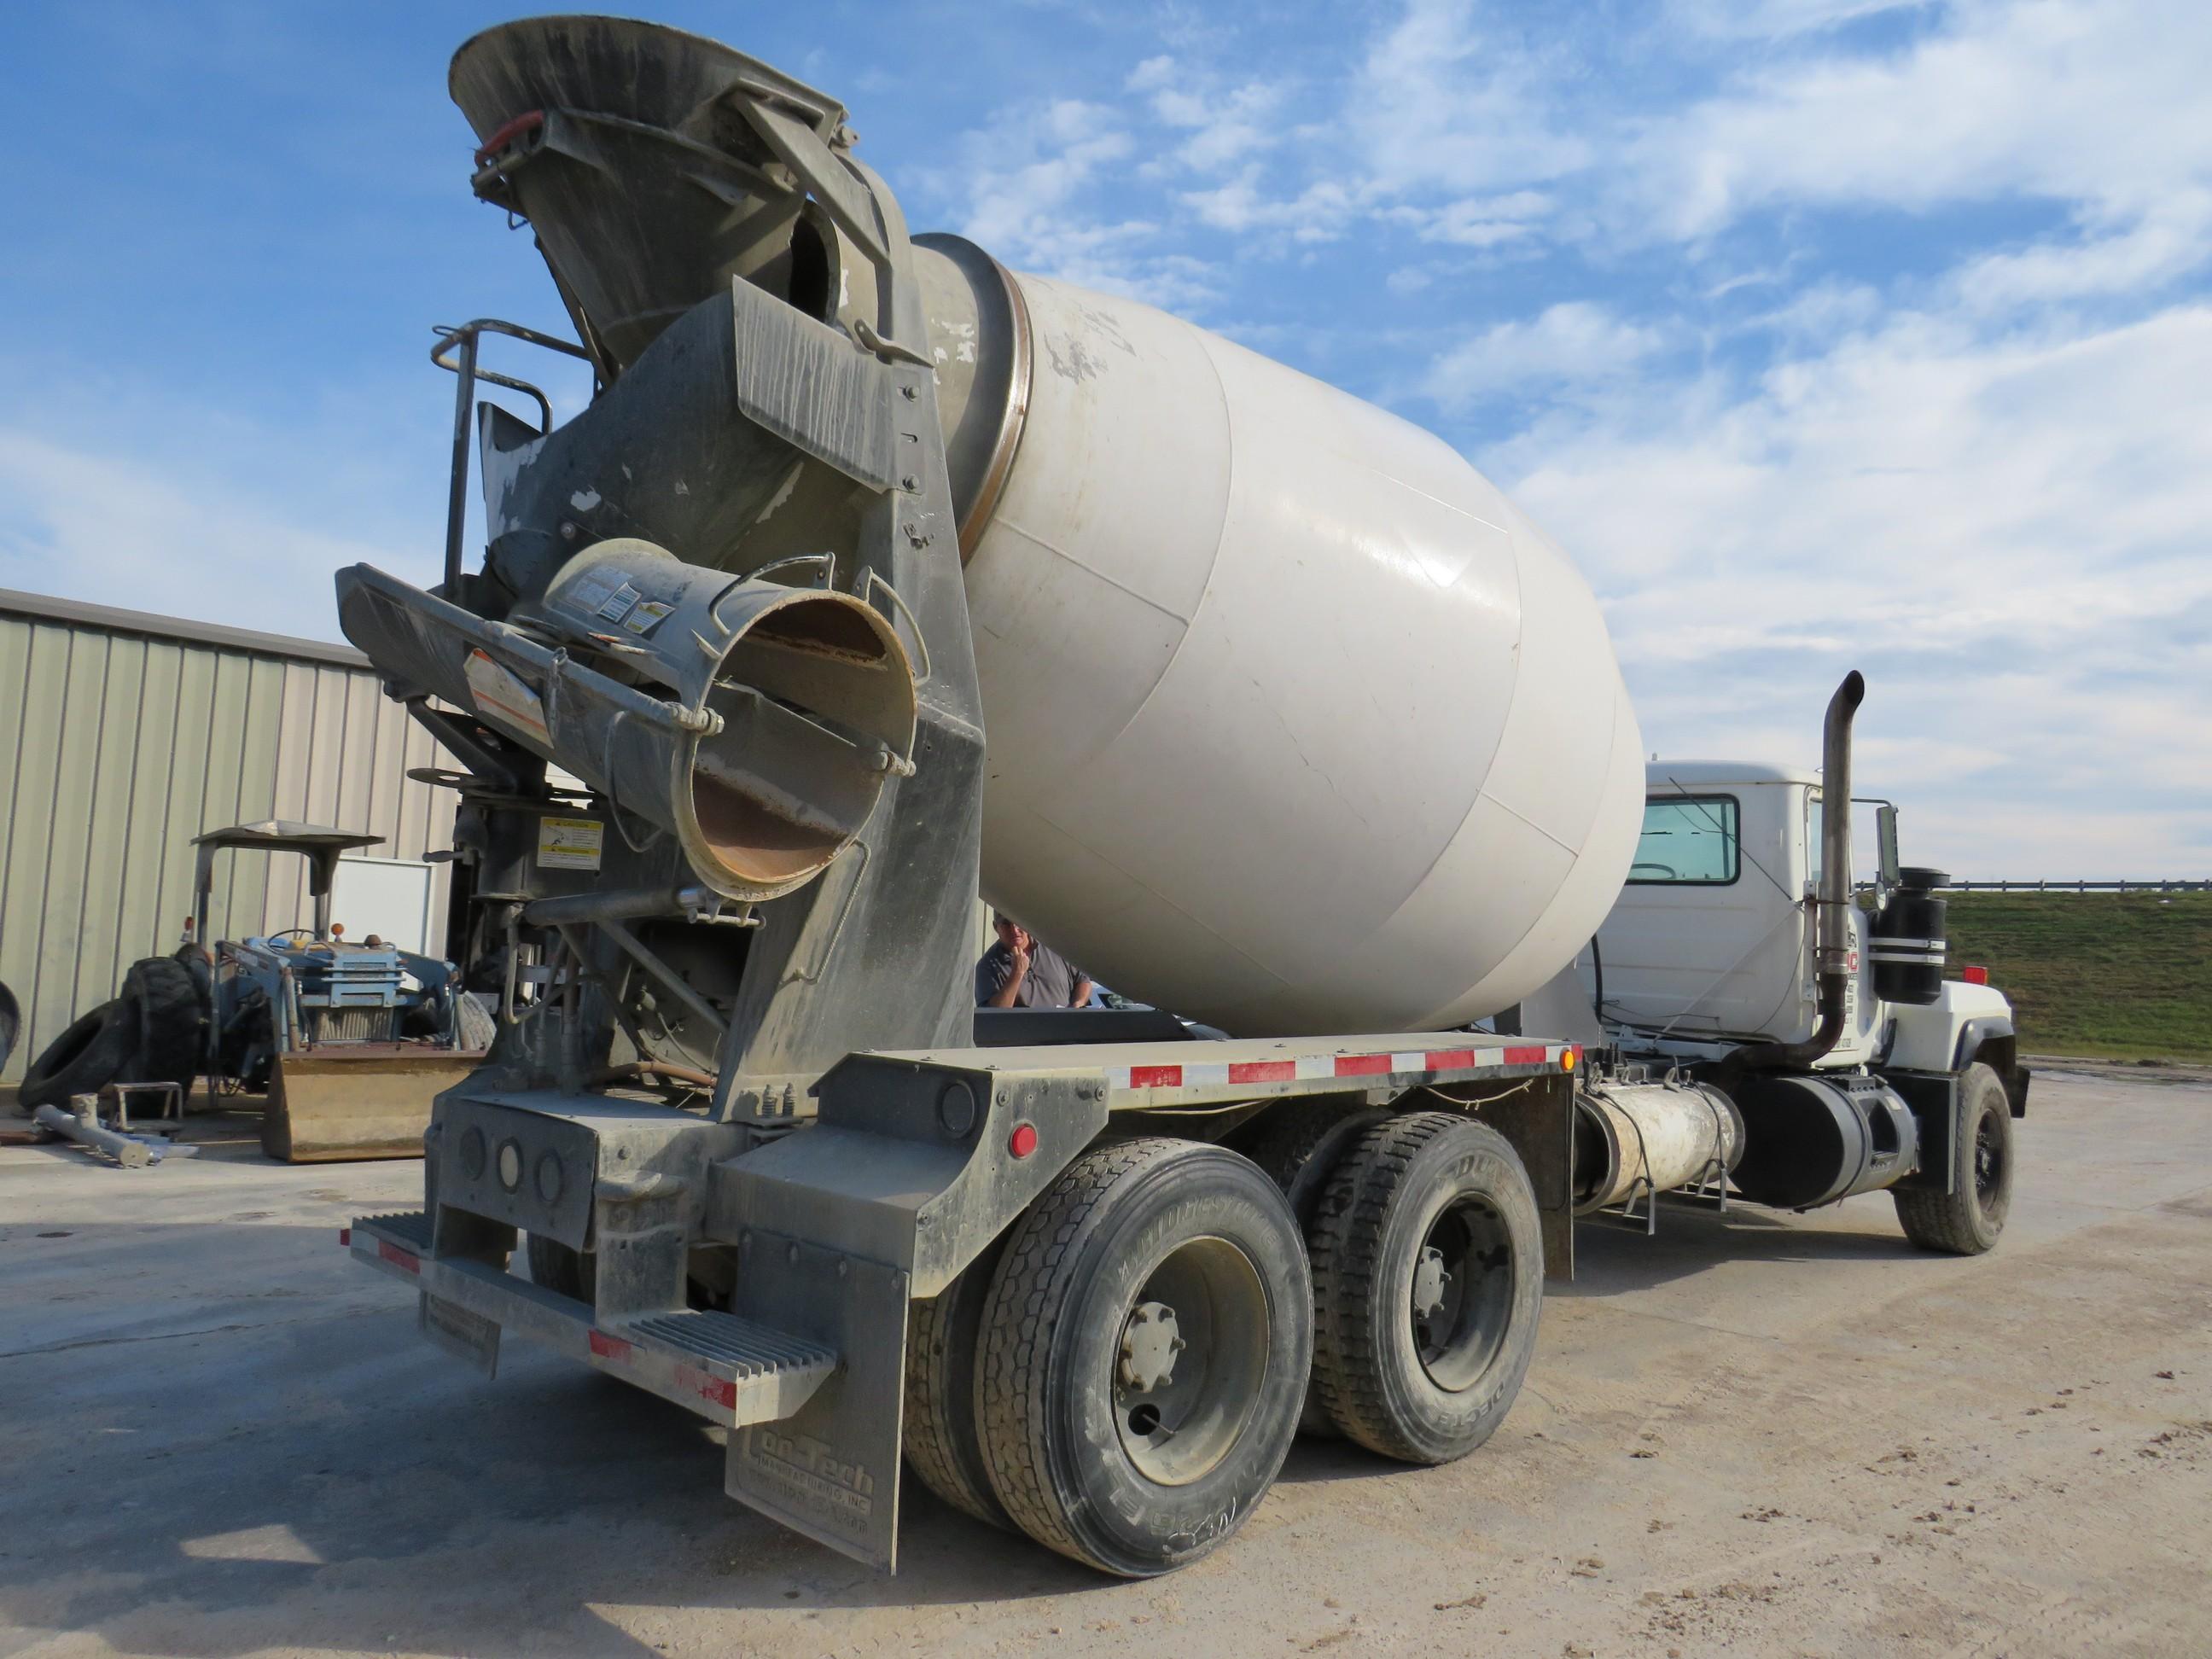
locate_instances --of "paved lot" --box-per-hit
[3,1068,2208,1658]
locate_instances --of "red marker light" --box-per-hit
[1008,1121,1039,1159]
[1962,965,1989,986]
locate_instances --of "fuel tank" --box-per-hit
[920,246,1644,1034]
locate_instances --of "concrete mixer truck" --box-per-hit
[337,16,2025,1579]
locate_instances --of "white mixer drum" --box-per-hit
[957,272,1644,1035]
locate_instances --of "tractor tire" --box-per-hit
[1243,1098,1390,1438]
[119,956,207,1097]
[1894,1062,2013,1254]
[525,1234,597,1302]
[19,1000,132,1110]
[1308,1111,1544,1465]
[976,1138,1311,1577]
[452,992,498,1053]
[0,979,20,1077]
[902,1239,1010,1528]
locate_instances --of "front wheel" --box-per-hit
[1894,1062,2012,1254]
[975,1138,1311,1577]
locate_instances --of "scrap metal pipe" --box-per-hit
[33,1106,172,1167]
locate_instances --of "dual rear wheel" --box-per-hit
[905,1111,1542,1576]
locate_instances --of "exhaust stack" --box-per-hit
[1725,670,1865,1076]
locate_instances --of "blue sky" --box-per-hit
[3,1,2206,876]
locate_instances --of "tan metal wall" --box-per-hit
[0,591,457,1085]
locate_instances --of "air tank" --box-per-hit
[447,16,1644,1039]
[917,243,1644,1035]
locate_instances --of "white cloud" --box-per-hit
[1624,0,2212,240]
[1134,64,1288,173]
[1949,190,2212,315]
[959,99,1136,255]
[1667,0,1932,38]
[946,98,1222,308]
[0,428,417,643]
[1487,300,2212,875]
[1348,0,1592,198]
[1423,304,1667,408]
[1410,190,1554,248]
[1182,168,1357,242]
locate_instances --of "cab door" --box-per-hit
[1592,785,1813,1043]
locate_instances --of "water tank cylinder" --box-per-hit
[921,244,1645,1036]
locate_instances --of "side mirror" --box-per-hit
[1876,803,1901,891]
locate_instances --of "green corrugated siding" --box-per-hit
[0,609,455,1086]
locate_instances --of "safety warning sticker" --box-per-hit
[623,599,675,635]
[537,816,604,871]
[565,568,614,608]
[463,649,550,744]
[595,581,641,624]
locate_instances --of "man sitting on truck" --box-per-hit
[976,911,1095,1009]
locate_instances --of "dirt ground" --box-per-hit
[3,1068,2207,1658]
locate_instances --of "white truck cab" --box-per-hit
[1590,760,2025,1097]
[1534,676,2029,1259]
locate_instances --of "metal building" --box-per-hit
[0,587,457,1090]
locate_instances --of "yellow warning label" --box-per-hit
[536,817,604,871]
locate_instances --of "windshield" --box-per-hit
[1627,795,1740,885]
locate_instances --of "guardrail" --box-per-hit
[1942,879,2210,893]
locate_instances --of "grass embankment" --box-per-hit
[1941,891,2212,1062]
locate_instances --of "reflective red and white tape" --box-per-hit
[1104,1043,1578,1094]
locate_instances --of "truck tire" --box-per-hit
[1308,1111,1543,1465]
[902,1240,1010,1529]
[119,956,207,1097]
[1243,1099,1389,1438]
[975,1138,1311,1577]
[19,1001,133,1110]
[525,1234,597,1302]
[1893,1062,2012,1254]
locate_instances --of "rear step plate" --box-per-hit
[349,1211,838,1427]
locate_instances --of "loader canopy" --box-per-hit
[190,821,384,944]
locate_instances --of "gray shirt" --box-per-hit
[975,941,1088,1009]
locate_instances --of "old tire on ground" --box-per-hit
[452,991,498,1052]
[19,1000,133,1110]
[903,1239,1010,1528]
[0,980,20,1078]
[1894,1061,2013,1254]
[119,956,207,1096]
[1308,1111,1543,1465]
[976,1137,1311,1577]
[1243,1098,1390,1438]
[526,1234,597,1301]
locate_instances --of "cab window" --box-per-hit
[1628,795,1740,885]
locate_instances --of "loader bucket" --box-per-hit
[262,1046,485,1163]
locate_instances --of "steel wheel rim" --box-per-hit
[1411,1195,1515,1393]
[1112,1235,1270,1487]
[1973,1113,2003,1205]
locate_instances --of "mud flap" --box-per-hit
[724,1237,910,1570]
[419,1289,502,1378]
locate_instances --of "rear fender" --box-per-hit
[707,1056,1108,1572]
